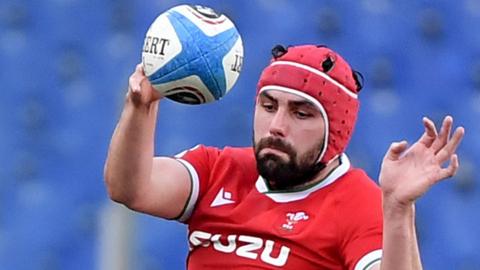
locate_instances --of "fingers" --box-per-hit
[385,140,409,161]
[431,116,453,153]
[129,64,146,93]
[435,126,465,163]
[418,117,438,147]
[135,63,144,74]
[127,64,163,105]
[436,154,459,181]
[139,75,163,101]
[420,116,464,165]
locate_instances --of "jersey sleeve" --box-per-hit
[174,144,220,223]
[338,170,383,270]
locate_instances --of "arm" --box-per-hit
[372,116,464,270]
[104,64,191,219]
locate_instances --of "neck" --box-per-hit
[292,156,341,189]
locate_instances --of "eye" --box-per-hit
[261,102,276,112]
[294,110,312,119]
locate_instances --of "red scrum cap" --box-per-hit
[256,44,363,164]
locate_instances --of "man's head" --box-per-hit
[253,45,363,190]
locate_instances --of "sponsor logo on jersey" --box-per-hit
[210,187,235,207]
[189,230,290,267]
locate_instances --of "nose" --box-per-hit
[269,109,288,137]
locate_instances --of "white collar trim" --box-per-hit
[255,153,351,203]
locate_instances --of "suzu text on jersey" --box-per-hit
[189,230,291,267]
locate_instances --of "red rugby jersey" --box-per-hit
[175,145,383,270]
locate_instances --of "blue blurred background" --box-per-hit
[1,0,479,269]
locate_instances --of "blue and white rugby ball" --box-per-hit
[142,5,244,104]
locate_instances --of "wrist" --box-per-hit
[125,91,159,113]
[382,194,415,217]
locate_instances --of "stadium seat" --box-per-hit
[1,1,479,269]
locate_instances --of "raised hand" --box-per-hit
[379,116,465,205]
[128,64,163,106]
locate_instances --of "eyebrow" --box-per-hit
[290,100,317,111]
[260,91,319,112]
[260,91,275,101]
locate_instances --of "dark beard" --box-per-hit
[254,136,326,190]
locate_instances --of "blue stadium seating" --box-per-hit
[0,1,478,269]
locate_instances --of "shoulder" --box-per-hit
[319,154,380,197]
[336,168,381,193]
[332,167,382,214]
[214,146,257,173]
[205,145,255,163]
[176,145,253,161]
[198,145,254,163]
[220,146,254,157]
[179,144,253,156]
[177,144,256,175]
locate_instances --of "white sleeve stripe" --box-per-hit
[354,249,382,270]
[174,144,201,159]
[176,159,200,222]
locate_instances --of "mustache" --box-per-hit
[256,137,294,154]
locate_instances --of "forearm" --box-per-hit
[380,197,422,270]
[104,96,160,204]
[410,205,422,270]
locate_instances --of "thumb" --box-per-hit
[385,141,408,161]
[140,78,163,100]
[139,77,163,103]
